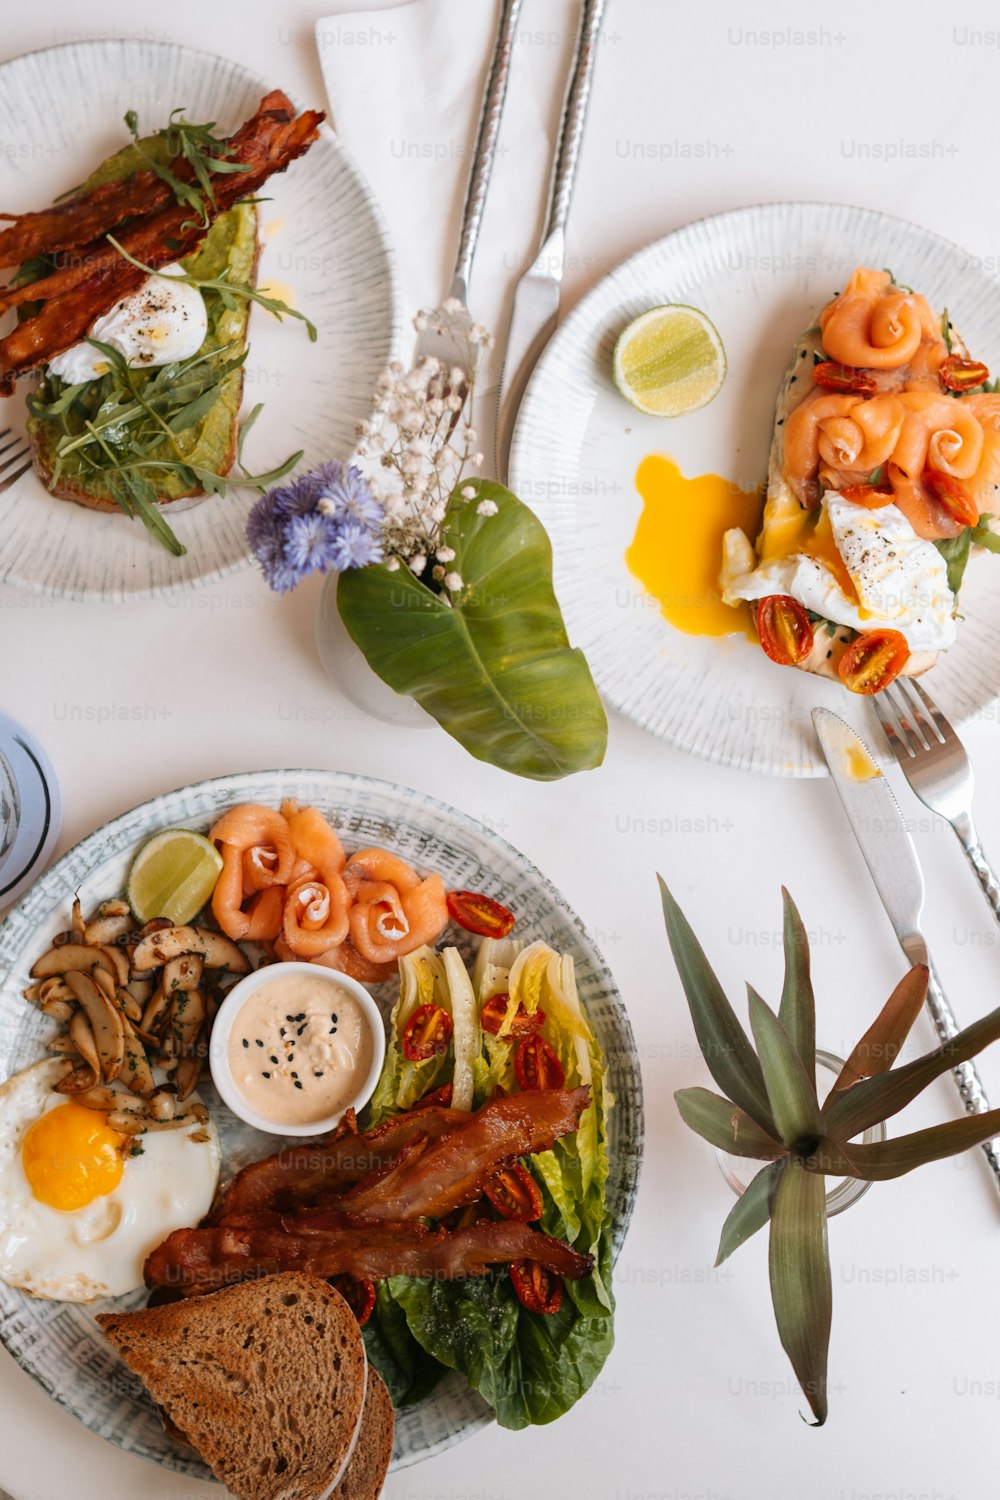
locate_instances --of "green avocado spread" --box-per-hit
[26,133,258,504]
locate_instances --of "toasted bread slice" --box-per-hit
[25,132,259,512]
[331,1367,394,1500]
[97,1274,367,1500]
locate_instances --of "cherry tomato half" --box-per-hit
[401,1003,453,1062]
[330,1275,376,1327]
[446,890,516,938]
[514,1034,565,1091]
[510,1259,563,1315]
[480,993,546,1038]
[922,470,980,529]
[484,1162,543,1221]
[837,629,910,696]
[939,355,990,393]
[755,596,814,667]
[838,483,894,508]
[812,360,876,395]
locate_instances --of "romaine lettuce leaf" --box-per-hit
[363,933,615,1428]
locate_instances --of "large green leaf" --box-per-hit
[716,1160,784,1266]
[660,880,776,1135]
[747,987,823,1148]
[824,1003,1000,1140]
[337,480,607,781]
[778,889,815,1076]
[768,1162,831,1426]
[806,1106,1000,1180]
[825,965,928,1103]
[675,1087,784,1160]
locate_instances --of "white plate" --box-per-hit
[0,769,642,1476]
[0,41,399,601]
[509,201,1000,775]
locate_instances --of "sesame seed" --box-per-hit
[294,1080,303,1090]
[270,1055,278,1064]
[262,1071,271,1079]
[242,1038,249,1048]
[313,1070,323,1078]
[291,1071,298,1080]
[255,1039,264,1048]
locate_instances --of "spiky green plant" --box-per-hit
[661,878,1000,1426]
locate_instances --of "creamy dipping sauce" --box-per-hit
[228,972,374,1127]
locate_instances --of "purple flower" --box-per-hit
[246,460,384,593]
[331,520,384,570]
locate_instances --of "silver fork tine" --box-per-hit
[905,676,958,744]
[874,677,1000,931]
[892,677,941,750]
[0,444,31,488]
[874,683,925,757]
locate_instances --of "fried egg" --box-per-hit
[47,265,208,385]
[0,1058,220,1301]
[720,491,956,652]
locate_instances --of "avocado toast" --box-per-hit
[0,92,323,553]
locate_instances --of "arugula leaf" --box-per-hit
[124,107,251,228]
[935,528,974,595]
[106,235,318,342]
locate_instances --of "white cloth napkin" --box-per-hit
[316,0,579,393]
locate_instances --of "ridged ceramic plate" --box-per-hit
[0,41,398,601]
[509,202,1000,775]
[0,770,642,1478]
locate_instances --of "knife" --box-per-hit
[494,0,607,483]
[812,707,1000,1194]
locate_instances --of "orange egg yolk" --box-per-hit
[21,1102,124,1212]
[626,454,764,636]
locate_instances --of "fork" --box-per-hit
[0,428,30,491]
[873,678,1000,928]
[411,0,523,385]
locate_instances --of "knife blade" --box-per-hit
[812,706,1000,1193]
[495,0,607,483]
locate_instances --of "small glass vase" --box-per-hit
[315,573,433,730]
[715,1048,887,1216]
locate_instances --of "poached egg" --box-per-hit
[47,265,207,385]
[720,490,956,653]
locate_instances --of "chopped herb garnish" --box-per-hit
[106,235,318,342]
[124,108,252,230]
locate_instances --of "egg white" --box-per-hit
[47,265,208,385]
[0,1058,220,1302]
[720,491,956,653]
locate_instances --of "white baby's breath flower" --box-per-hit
[385,555,401,571]
[436,546,456,562]
[476,499,498,517]
[460,484,477,500]
[443,571,463,592]
[409,554,427,575]
[443,297,463,314]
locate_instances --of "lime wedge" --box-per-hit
[126,828,223,925]
[613,304,727,417]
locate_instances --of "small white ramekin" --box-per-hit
[209,961,386,1137]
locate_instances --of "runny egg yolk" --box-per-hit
[759,500,861,607]
[625,455,764,637]
[21,1102,124,1212]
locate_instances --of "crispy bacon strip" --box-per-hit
[216,1103,467,1219]
[144,1219,593,1294]
[0,99,323,395]
[0,91,305,266]
[343,1086,590,1221]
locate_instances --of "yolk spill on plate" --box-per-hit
[625,454,763,637]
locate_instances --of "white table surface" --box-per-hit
[4,1,1000,1497]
